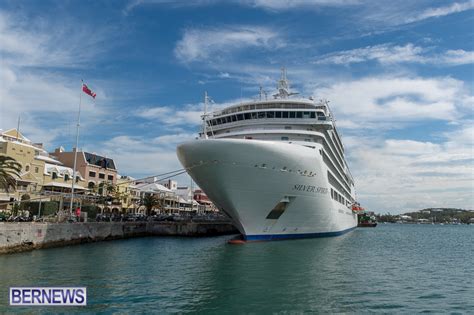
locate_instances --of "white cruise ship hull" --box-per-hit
[177,139,357,241]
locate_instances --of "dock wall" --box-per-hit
[0,221,237,255]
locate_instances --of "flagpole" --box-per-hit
[69,80,83,217]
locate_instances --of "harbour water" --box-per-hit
[0,224,472,313]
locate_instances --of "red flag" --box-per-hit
[82,83,96,99]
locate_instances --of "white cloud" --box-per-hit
[135,105,203,126]
[314,43,474,66]
[347,133,474,213]
[406,0,474,23]
[174,26,284,63]
[440,50,474,65]
[315,76,470,127]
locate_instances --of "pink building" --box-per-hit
[51,147,118,190]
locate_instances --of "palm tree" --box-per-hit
[0,156,22,192]
[143,194,158,216]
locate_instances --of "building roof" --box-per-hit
[135,182,172,193]
[84,152,116,170]
[44,163,84,179]
[1,128,31,143]
[35,154,63,165]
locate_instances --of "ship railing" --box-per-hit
[208,117,332,131]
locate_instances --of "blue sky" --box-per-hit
[1,0,473,213]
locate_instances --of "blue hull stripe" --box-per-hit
[243,226,356,241]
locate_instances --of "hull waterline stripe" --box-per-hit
[243,226,356,241]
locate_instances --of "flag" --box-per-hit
[82,83,96,99]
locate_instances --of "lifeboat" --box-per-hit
[352,203,365,213]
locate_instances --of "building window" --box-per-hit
[108,175,114,181]
[64,174,70,181]
[52,172,58,179]
[99,173,105,179]
[76,176,80,183]
[89,171,96,177]
[35,167,39,173]
[25,165,30,172]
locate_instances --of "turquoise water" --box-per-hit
[0,224,473,313]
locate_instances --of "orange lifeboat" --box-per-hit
[352,203,365,213]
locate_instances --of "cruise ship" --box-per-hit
[177,69,358,241]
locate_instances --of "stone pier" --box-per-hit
[0,221,238,255]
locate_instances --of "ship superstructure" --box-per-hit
[177,69,357,240]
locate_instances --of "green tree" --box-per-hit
[142,194,158,216]
[0,155,22,192]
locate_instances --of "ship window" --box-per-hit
[303,112,310,118]
[237,114,243,120]
[251,112,258,119]
[231,115,237,122]
[226,116,231,123]
[283,111,289,118]
[281,136,289,141]
[304,138,311,142]
[317,111,325,116]
[258,112,265,119]
[244,113,251,120]
[310,112,316,118]
[276,111,282,118]
[284,126,292,130]
[296,112,303,118]
[290,112,296,118]
[266,111,274,118]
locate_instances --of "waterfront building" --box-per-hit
[0,129,87,210]
[193,189,216,212]
[159,179,178,190]
[116,175,141,212]
[0,129,45,204]
[51,147,118,191]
